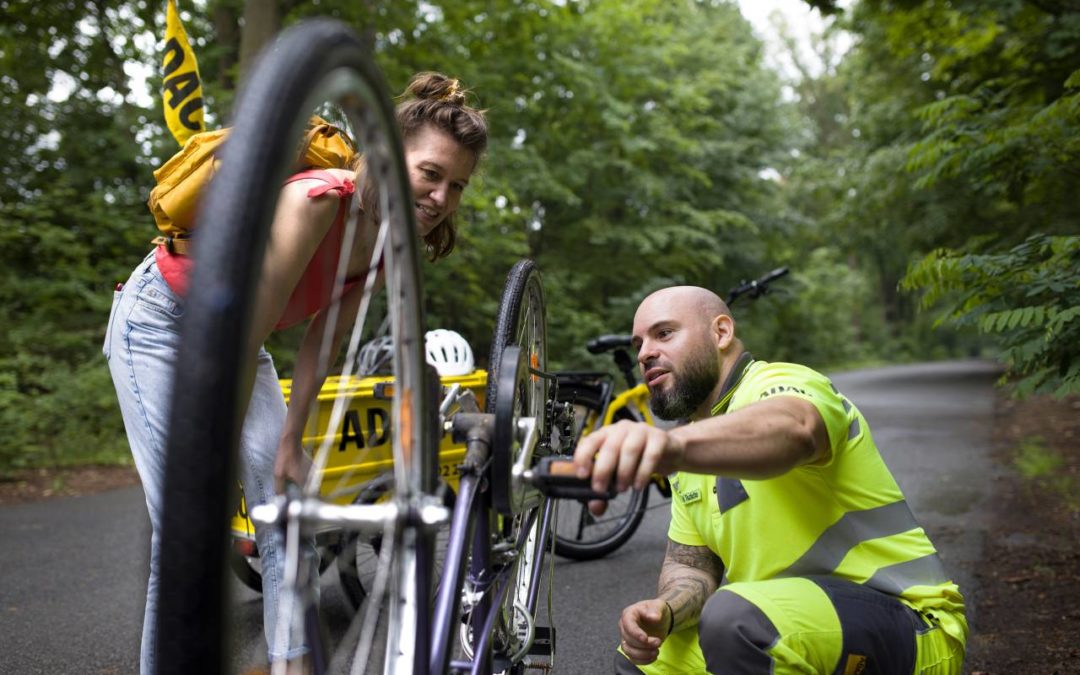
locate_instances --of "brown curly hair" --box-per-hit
[396,72,488,260]
[351,72,488,261]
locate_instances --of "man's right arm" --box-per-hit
[619,539,723,665]
[658,539,723,633]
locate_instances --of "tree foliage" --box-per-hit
[840,0,1080,395]
[4,0,1075,471]
[0,0,794,471]
[903,235,1080,396]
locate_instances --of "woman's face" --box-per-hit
[403,125,475,237]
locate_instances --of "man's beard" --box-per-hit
[649,347,719,420]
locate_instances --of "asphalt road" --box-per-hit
[0,359,1002,674]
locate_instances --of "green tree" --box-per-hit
[0,0,164,470]
[904,234,1080,396]
[840,0,1080,394]
[0,0,819,471]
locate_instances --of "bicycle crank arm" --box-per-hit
[523,456,617,501]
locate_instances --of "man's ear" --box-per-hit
[713,314,735,351]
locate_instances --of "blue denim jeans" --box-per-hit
[104,252,311,672]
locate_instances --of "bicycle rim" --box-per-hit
[157,19,433,675]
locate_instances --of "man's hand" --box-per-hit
[273,438,312,495]
[572,420,684,508]
[618,598,672,665]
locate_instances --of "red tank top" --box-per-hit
[155,169,361,330]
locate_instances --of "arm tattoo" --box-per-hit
[657,540,723,633]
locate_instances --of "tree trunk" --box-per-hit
[212,4,238,91]
[238,0,280,84]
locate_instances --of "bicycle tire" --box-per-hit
[486,259,548,429]
[157,19,433,675]
[487,259,548,515]
[484,261,552,671]
[551,385,649,560]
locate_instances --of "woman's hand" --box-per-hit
[618,598,672,665]
[273,437,312,495]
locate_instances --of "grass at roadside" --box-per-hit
[1013,436,1080,514]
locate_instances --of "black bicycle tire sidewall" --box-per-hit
[484,259,544,414]
[157,19,411,674]
[487,259,547,515]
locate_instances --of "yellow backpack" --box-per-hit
[148,115,357,254]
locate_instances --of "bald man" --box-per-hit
[573,286,967,675]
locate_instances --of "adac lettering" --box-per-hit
[759,384,809,399]
[162,38,203,131]
[339,408,390,450]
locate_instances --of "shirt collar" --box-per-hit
[709,351,755,417]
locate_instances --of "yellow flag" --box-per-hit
[162,0,205,145]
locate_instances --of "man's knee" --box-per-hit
[698,590,779,672]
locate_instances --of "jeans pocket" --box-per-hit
[135,284,184,320]
[103,288,123,360]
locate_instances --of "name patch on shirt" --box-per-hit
[680,488,702,505]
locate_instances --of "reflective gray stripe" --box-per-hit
[864,552,950,596]
[782,501,925,578]
[847,416,861,440]
[717,476,749,513]
[699,590,780,674]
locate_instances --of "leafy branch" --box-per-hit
[903,234,1080,397]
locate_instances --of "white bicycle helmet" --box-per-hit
[357,336,395,376]
[425,329,475,377]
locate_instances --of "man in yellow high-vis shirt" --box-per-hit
[572,286,967,674]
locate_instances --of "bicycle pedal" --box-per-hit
[527,626,554,657]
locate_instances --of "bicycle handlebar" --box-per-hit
[582,267,790,359]
[726,266,789,305]
[586,334,633,355]
[526,456,617,501]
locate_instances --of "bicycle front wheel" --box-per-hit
[480,260,552,671]
[487,258,549,516]
[157,19,434,675]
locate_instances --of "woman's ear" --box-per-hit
[713,314,735,351]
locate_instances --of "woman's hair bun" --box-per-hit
[405,71,467,106]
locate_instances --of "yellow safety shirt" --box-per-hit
[668,357,967,648]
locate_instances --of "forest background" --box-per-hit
[1,0,1078,472]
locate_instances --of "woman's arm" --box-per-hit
[238,176,353,491]
[247,179,341,357]
[272,282,365,491]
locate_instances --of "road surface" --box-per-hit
[0,360,1001,674]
